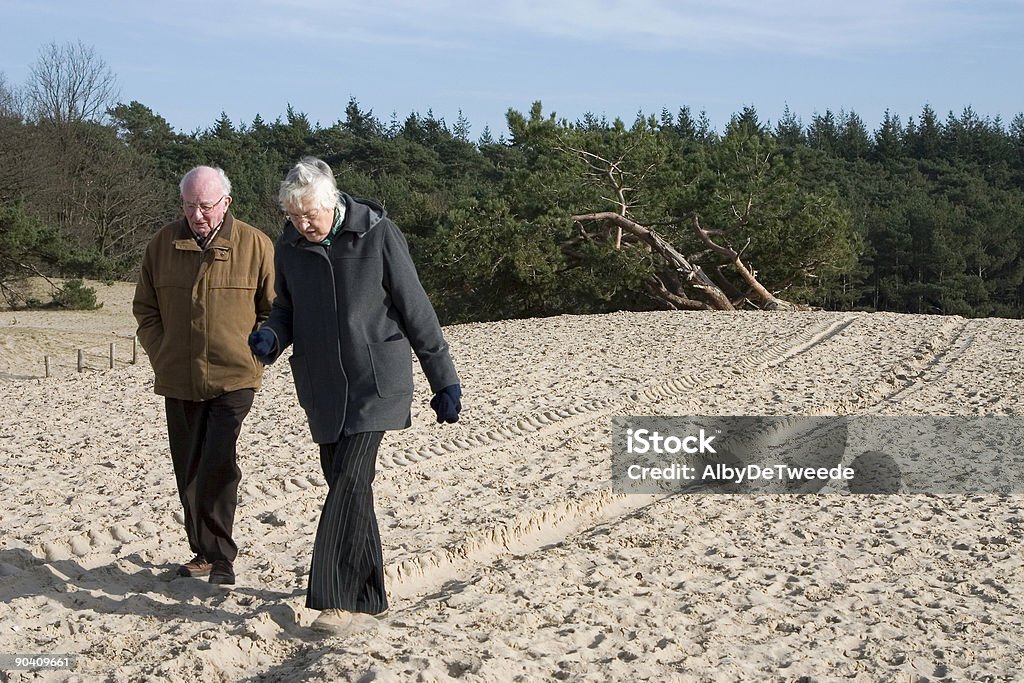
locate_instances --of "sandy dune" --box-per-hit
[0,283,1021,681]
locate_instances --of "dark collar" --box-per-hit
[282,194,382,247]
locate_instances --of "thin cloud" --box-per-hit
[62,0,1019,57]
[198,0,1021,57]
[497,0,1010,55]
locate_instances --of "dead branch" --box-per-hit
[691,214,797,311]
[572,211,734,310]
[646,276,709,310]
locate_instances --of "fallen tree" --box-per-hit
[571,211,799,310]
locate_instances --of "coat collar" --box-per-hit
[173,212,236,251]
[281,193,385,247]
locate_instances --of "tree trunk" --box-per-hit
[690,215,797,310]
[572,211,735,310]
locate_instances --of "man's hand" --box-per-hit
[430,384,462,424]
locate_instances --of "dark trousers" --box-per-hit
[307,431,387,614]
[165,389,255,564]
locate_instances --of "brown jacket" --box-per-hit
[133,213,275,401]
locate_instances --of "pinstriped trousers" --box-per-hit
[307,431,388,614]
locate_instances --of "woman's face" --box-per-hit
[287,199,334,242]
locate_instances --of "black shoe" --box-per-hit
[208,559,235,585]
[177,555,212,578]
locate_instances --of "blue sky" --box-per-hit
[3,0,1023,139]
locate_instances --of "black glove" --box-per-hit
[248,328,276,360]
[430,384,462,424]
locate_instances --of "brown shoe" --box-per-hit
[208,559,235,585]
[177,555,212,578]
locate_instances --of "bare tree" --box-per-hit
[0,72,21,120]
[0,73,29,203]
[561,143,658,249]
[24,41,119,124]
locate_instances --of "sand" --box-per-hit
[0,282,1021,682]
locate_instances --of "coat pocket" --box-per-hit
[368,338,414,398]
[288,353,314,409]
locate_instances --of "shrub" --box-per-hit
[50,279,102,310]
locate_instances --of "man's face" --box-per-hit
[181,171,231,238]
[287,200,334,243]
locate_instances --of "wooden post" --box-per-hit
[109,342,116,369]
[44,356,51,378]
[77,349,84,373]
[132,337,137,364]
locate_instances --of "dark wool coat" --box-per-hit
[261,194,459,443]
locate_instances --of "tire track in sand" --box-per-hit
[379,317,869,599]
[381,314,982,603]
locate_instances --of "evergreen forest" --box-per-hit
[2,44,1023,322]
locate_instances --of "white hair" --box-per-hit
[179,166,232,196]
[279,156,340,212]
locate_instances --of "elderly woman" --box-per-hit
[249,157,461,634]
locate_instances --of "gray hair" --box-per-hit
[279,156,340,212]
[179,166,232,196]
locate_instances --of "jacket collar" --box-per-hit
[282,194,385,247]
[208,212,235,249]
[173,212,236,252]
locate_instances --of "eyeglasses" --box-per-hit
[286,207,321,224]
[183,195,226,214]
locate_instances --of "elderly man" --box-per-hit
[249,156,461,633]
[134,166,275,586]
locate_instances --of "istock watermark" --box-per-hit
[625,427,718,455]
[611,416,1024,494]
